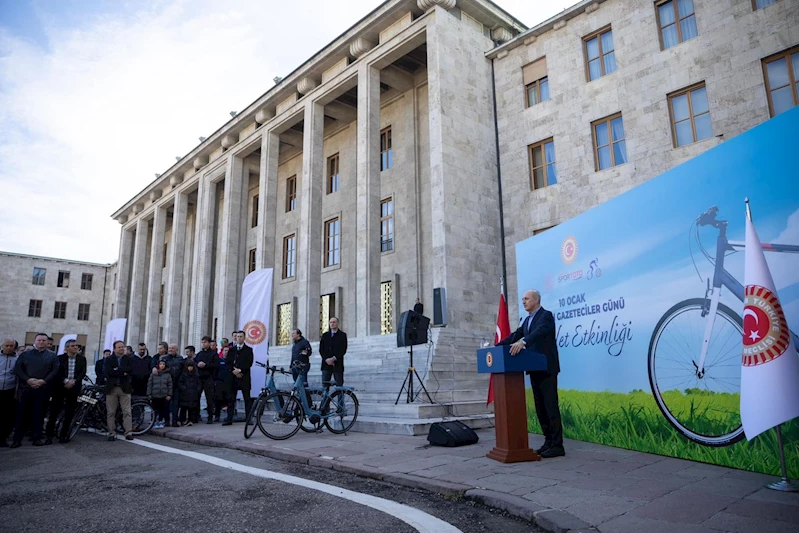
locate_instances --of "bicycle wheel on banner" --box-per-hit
[257,392,303,440]
[324,390,359,435]
[648,298,745,447]
[300,388,325,433]
[244,398,263,439]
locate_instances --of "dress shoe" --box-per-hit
[206,419,214,424]
[44,438,53,445]
[222,421,232,426]
[536,442,552,454]
[125,434,134,441]
[32,440,44,446]
[58,437,69,444]
[172,422,180,428]
[540,446,565,458]
[107,434,116,441]
[10,441,21,449]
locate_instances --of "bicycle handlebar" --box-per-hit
[255,360,288,374]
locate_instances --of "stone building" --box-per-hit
[108,0,797,431]
[0,251,116,359]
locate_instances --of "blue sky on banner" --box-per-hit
[0,0,577,263]
[515,108,799,393]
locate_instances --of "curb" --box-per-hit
[150,429,593,532]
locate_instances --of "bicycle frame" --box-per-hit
[290,372,353,420]
[696,219,799,374]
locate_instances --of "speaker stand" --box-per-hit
[394,344,433,405]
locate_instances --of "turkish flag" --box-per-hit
[740,212,799,439]
[487,291,511,406]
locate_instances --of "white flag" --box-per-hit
[239,268,273,398]
[740,214,799,440]
[104,318,127,351]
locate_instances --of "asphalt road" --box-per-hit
[0,433,540,533]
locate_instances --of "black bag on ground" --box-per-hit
[427,421,479,447]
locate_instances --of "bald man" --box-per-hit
[498,289,564,458]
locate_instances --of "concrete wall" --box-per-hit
[494,0,799,323]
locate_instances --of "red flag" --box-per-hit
[488,290,511,406]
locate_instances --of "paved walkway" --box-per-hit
[149,424,799,533]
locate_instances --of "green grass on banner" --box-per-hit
[526,389,799,476]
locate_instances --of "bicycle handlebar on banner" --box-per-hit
[697,206,721,227]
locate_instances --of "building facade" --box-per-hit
[107,0,797,418]
[0,252,116,358]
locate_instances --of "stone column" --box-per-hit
[143,204,166,348]
[355,64,381,337]
[297,101,325,341]
[218,154,247,336]
[113,227,134,319]
[189,175,215,342]
[127,217,149,344]
[256,131,280,270]
[164,192,187,344]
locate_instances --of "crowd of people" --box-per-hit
[1,317,349,448]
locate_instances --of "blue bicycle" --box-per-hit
[257,362,359,440]
[648,206,799,446]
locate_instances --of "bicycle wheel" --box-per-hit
[324,390,359,435]
[257,392,303,440]
[67,406,87,441]
[129,401,156,435]
[300,388,325,433]
[648,298,745,447]
[244,397,263,439]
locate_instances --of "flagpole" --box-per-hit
[748,198,799,492]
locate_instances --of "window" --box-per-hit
[523,57,549,107]
[277,303,292,346]
[380,127,393,171]
[283,234,296,279]
[656,0,698,50]
[81,273,93,290]
[78,303,90,321]
[380,281,393,335]
[286,176,297,212]
[324,218,341,267]
[32,267,46,286]
[529,139,557,190]
[584,27,616,81]
[54,301,67,319]
[28,299,42,318]
[159,284,164,314]
[320,293,336,336]
[669,83,712,146]
[592,113,628,170]
[163,243,168,268]
[249,248,256,273]
[753,0,778,9]
[251,194,259,228]
[380,198,394,252]
[57,271,70,288]
[327,154,340,194]
[763,47,799,117]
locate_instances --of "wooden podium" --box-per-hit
[477,345,546,463]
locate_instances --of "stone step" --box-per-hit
[351,414,495,436]
[358,400,494,418]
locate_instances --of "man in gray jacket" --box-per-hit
[1,338,19,447]
[11,333,59,447]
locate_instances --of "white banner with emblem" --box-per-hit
[239,268,273,398]
[103,318,127,351]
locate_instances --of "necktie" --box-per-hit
[524,314,533,335]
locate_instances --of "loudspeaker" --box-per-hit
[433,287,447,327]
[396,310,430,347]
[427,421,479,447]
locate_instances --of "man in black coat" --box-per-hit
[319,317,348,387]
[222,330,253,425]
[95,349,111,386]
[195,336,219,424]
[131,343,152,396]
[498,289,564,458]
[105,340,134,441]
[45,339,87,444]
[11,333,60,447]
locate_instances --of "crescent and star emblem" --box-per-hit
[742,285,790,367]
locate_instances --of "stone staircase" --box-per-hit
[266,328,495,435]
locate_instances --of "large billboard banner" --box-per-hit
[515,108,799,475]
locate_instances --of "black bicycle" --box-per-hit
[65,377,156,439]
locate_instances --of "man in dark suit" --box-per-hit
[95,349,111,386]
[498,289,564,458]
[11,333,60,447]
[45,339,87,444]
[105,340,134,441]
[319,317,348,387]
[223,330,253,425]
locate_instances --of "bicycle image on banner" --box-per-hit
[515,108,799,475]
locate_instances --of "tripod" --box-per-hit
[395,343,433,405]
